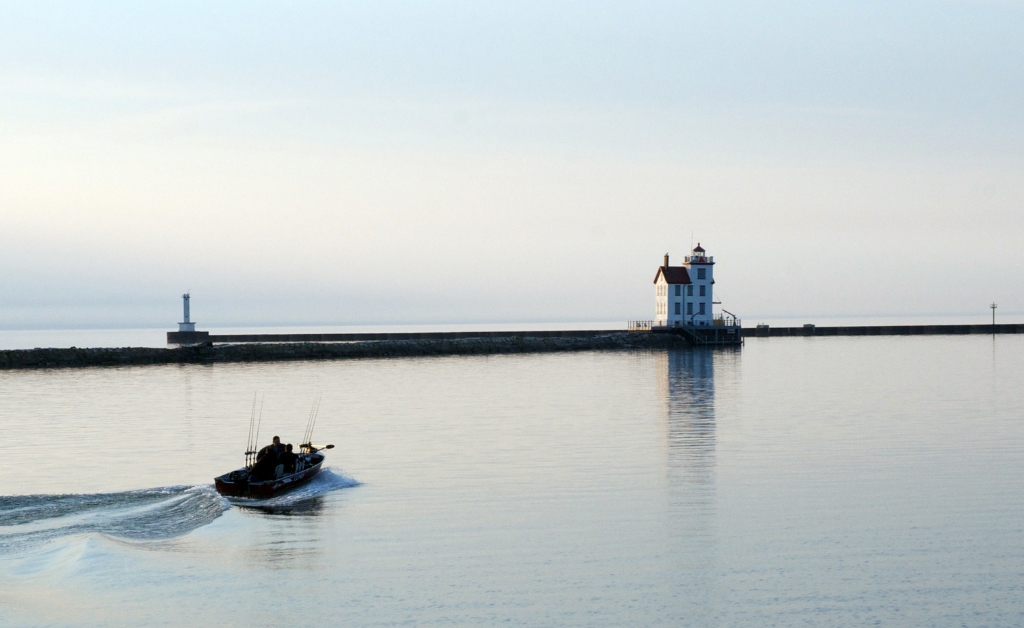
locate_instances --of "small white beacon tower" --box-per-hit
[178,292,196,332]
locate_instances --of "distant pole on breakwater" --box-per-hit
[991,302,997,327]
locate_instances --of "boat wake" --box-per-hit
[0,470,358,553]
[0,485,229,554]
[226,467,359,511]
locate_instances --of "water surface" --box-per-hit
[1,335,1022,626]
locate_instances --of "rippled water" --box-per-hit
[1,336,1022,626]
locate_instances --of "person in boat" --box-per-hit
[251,436,285,481]
[257,436,285,460]
[279,444,298,474]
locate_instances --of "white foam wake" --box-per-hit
[0,485,230,554]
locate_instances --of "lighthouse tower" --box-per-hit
[178,293,196,332]
[682,244,714,326]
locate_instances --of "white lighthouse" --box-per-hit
[178,293,196,332]
[653,243,715,327]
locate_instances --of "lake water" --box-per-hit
[1,335,1022,626]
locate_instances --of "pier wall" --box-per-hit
[166,329,620,345]
[167,323,1024,348]
[5,323,1022,371]
[742,323,1024,337]
[1,332,689,371]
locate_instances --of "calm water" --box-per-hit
[1,336,1022,626]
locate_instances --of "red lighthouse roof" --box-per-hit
[653,266,692,285]
[693,243,705,252]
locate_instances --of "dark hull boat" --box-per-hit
[220,396,334,499]
[215,451,326,499]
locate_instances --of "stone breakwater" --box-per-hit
[0,333,693,370]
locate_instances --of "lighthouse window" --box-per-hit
[674,302,680,315]
[687,285,693,296]
[674,285,680,296]
[697,268,706,279]
[687,303,693,315]
[699,285,706,297]
[699,302,706,315]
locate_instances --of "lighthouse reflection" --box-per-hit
[659,348,728,622]
[660,348,717,510]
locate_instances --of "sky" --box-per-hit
[1,1,1022,328]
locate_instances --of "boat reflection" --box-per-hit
[235,497,333,570]
[237,496,327,517]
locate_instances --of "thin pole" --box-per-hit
[304,396,322,449]
[309,396,322,443]
[991,302,997,328]
[246,393,258,467]
[253,396,264,458]
[304,397,319,446]
[303,399,311,446]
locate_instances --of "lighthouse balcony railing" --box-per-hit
[712,313,741,327]
[629,318,741,332]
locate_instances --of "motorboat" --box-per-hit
[214,444,333,498]
[215,396,334,499]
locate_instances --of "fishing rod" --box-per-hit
[302,395,321,449]
[252,395,265,464]
[309,396,322,444]
[302,397,315,446]
[245,393,258,467]
[301,396,325,453]
[309,397,321,440]
[310,396,321,444]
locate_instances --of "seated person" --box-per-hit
[251,436,284,481]
[256,436,284,460]
[279,444,298,474]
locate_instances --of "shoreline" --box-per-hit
[0,332,693,370]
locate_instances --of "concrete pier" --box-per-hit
[742,323,1024,337]
[165,322,1023,348]
[3,332,689,371]
[166,329,622,345]
[5,322,1021,371]
[650,325,743,346]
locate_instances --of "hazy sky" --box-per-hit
[1,1,1022,328]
